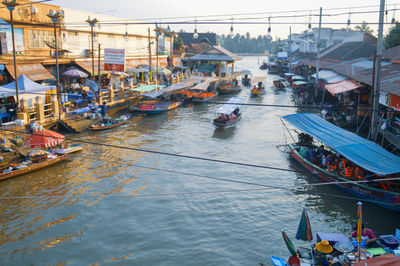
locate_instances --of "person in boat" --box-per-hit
[230,113,236,120]
[315,145,325,164]
[350,223,377,248]
[252,85,257,92]
[326,157,337,172]
[321,153,331,168]
[305,147,315,163]
[342,162,354,178]
[233,78,238,86]
[100,102,107,118]
[354,166,364,180]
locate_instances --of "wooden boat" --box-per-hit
[282,113,400,212]
[0,154,68,181]
[273,78,287,90]
[89,115,130,131]
[192,92,217,103]
[217,83,241,94]
[130,100,181,114]
[212,97,244,128]
[241,70,252,86]
[250,76,267,97]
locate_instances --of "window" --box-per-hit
[28,29,60,48]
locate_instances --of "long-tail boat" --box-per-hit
[0,153,68,181]
[282,113,400,211]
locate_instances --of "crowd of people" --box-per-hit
[296,133,399,193]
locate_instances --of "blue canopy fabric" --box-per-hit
[0,74,55,97]
[283,113,400,175]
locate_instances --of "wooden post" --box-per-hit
[218,61,222,77]
[109,87,114,103]
[51,93,60,119]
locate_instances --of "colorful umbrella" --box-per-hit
[296,208,313,241]
[24,130,65,148]
[356,202,363,261]
[282,230,298,257]
[62,69,88,78]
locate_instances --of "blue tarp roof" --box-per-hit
[283,113,400,175]
[0,74,55,97]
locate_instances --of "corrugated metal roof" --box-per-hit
[191,46,241,61]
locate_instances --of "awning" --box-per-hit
[283,113,400,175]
[311,70,346,84]
[75,60,104,75]
[131,85,165,92]
[325,79,362,95]
[216,97,244,115]
[6,64,54,81]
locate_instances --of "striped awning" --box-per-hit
[6,63,54,81]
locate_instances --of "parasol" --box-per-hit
[282,230,298,257]
[24,130,65,148]
[295,208,313,241]
[62,69,88,78]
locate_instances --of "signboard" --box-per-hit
[278,52,288,59]
[104,49,125,72]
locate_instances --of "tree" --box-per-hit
[174,37,184,50]
[384,22,400,48]
[355,21,374,34]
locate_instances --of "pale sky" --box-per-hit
[51,0,398,38]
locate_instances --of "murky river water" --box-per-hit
[0,56,399,265]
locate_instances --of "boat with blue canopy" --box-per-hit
[282,113,400,211]
[213,97,244,128]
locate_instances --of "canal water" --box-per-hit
[0,56,398,265]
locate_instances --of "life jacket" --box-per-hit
[380,183,388,191]
[344,166,354,177]
[341,159,347,169]
[354,167,364,180]
[328,162,337,172]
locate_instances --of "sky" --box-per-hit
[50,0,398,39]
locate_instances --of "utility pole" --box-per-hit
[370,0,385,139]
[98,43,101,84]
[289,26,292,73]
[315,7,322,99]
[3,0,19,104]
[148,27,152,80]
[47,9,63,121]
[86,17,98,79]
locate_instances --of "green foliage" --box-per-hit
[384,22,400,49]
[217,32,271,54]
[354,21,374,34]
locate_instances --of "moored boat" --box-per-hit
[282,113,400,211]
[89,115,130,131]
[0,152,68,181]
[217,73,241,94]
[212,97,244,128]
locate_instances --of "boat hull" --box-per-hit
[0,155,68,181]
[288,144,400,211]
[89,121,126,131]
[213,115,242,128]
[217,86,242,94]
[131,102,181,114]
